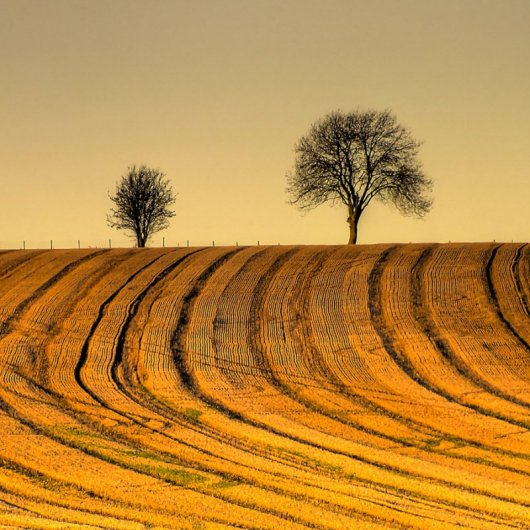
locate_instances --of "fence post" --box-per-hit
[109,239,112,249]
[78,239,80,249]
[23,240,25,250]
[163,237,165,248]
[50,240,53,250]
[187,240,189,247]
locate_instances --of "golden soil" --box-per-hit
[0,243,529,529]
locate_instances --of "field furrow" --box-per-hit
[0,244,528,528]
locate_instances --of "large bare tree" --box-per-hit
[107,165,176,247]
[286,109,433,244]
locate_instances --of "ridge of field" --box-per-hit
[0,243,528,529]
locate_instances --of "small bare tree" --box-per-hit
[286,109,433,244]
[107,165,176,247]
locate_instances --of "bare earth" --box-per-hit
[0,243,529,529]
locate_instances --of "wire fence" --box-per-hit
[0,238,284,250]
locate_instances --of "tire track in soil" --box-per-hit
[0,250,106,338]
[108,247,358,523]
[515,244,530,316]
[170,246,411,530]
[0,249,109,407]
[74,249,196,403]
[0,453,247,530]
[71,247,336,530]
[105,247,442,530]
[484,244,530,391]
[35,250,138,388]
[0,250,46,282]
[120,248,344,476]
[2,248,524,528]
[170,246,530,527]
[277,245,530,486]
[0,250,251,529]
[0,248,355,529]
[411,245,530,421]
[369,245,530,435]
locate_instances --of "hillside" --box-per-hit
[0,243,529,529]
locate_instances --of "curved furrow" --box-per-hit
[484,244,530,395]
[264,244,470,447]
[0,250,104,338]
[117,247,347,473]
[206,246,420,523]
[0,249,110,413]
[0,249,173,430]
[170,246,423,528]
[513,244,530,318]
[14,246,520,524]
[323,245,530,480]
[0,250,46,282]
[372,244,530,480]
[1,244,530,528]
[0,399,307,530]
[0,405,250,529]
[489,244,530,336]
[69,247,355,530]
[0,480,143,530]
[248,245,530,526]
[422,244,530,413]
[58,245,388,524]
[303,246,445,443]
[369,244,530,472]
[249,246,436,450]
[517,244,530,314]
[210,248,528,508]
[106,249,380,528]
[167,246,400,529]
[412,245,530,425]
[21,250,137,389]
[286,245,530,491]
[111,246,461,529]
[0,251,176,476]
[410,245,530,421]
[169,245,530,528]
[74,248,188,409]
[0,251,304,528]
[0,251,144,468]
[311,244,530,464]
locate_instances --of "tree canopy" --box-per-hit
[107,165,176,247]
[286,109,433,244]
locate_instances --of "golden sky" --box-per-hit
[0,0,528,248]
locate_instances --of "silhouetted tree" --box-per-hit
[107,165,176,247]
[286,109,433,244]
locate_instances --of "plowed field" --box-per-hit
[0,243,528,529]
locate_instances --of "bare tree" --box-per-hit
[286,109,433,244]
[107,165,176,247]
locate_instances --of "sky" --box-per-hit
[0,0,528,248]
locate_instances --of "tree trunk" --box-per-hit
[347,205,359,245]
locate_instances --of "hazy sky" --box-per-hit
[1,0,528,248]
